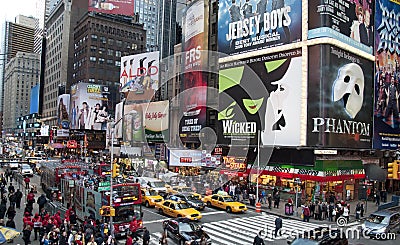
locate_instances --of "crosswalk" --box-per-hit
[124,214,329,245]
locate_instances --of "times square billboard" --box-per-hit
[217,0,302,56]
[373,0,400,149]
[88,0,134,16]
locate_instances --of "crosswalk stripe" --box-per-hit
[225,219,274,241]
[203,222,255,243]
[202,226,242,245]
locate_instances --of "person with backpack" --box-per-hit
[302,204,310,222]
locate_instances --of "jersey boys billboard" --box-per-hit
[218,0,302,56]
[218,49,303,146]
[308,0,374,54]
[307,44,373,148]
[373,0,400,149]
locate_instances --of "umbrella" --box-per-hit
[0,226,21,243]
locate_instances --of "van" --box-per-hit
[135,177,168,197]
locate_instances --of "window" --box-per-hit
[99,58,105,64]
[116,40,122,46]
[98,47,106,54]
[91,34,97,40]
[115,61,121,66]
[115,51,121,57]
[107,59,113,65]
[100,36,106,43]
[107,49,114,55]
[90,56,96,62]
[90,46,97,52]
[108,38,114,45]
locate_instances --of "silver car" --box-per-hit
[362,210,400,238]
[20,164,34,177]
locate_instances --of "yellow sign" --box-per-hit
[390,0,400,5]
[87,84,101,94]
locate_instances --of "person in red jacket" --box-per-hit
[24,177,30,189]
[32,213,42,240]
[22,212,32,227]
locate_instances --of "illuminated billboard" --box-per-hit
[218,0,302,56]
[69,83,109,130]
[57,94,70,129]
[120,51,160,102]
[88,0,134,16]
[30,85,40,114]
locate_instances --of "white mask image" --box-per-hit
[332,63,364,119]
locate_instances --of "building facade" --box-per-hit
[72,12,146,114]
[41,0,88,126]
[2,52,40,132]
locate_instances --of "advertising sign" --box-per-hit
[222,156,247,172]
[180,0,209,143]
[120,51,160,102]
[88,0,134,16]
[114,101,124,139]
[169,149,202,167]
[123,103,145,143]
[307,44,373,148]
[30,85,39,114]
[308,0,374,54]
[142,101,169,143]
[69,83,109,130]
[57,94,70,129]
[218,0,302,56]
[373,0,400,149]
[218,48,303,146]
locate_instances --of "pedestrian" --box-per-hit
[37,194,47,212]
[360,202,364,217]
[0,201,6,219]
[24,177,30,189]
[142,226,150,245]
[253,231,265,245]
[274,191,280,208]
[343,204,350,222]
[375,192,380,206]
[32,213,42,240]
[22,224,32,245]
[5,217,16,228]
[302,204,310,222]
[6,205,16,220]
[159,230,168,245]
[14,189,23,209]
[8,192,16,208]
[8,183,15,193]
[267,194,272,210]
[274,216,282,237]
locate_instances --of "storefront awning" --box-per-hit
[364,164,387,182]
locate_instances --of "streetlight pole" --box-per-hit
[110,119,115,238]
[256,130,260,204]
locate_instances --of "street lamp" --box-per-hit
[256,130,260,204]
[294,177,301,216]
[109,110,136,238]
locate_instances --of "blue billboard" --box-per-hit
[30,84,40,114]
[218,0,302,56]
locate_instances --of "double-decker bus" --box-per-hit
[40,161,85,192]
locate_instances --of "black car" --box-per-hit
[169,193,205,211]
[162,218,211,245]
[287,227,348,245]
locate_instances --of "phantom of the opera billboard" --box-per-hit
[119,51,160,102]
[69,83,109,130]
[88,0,134,16]
[373,0,400,149]
[308,0,374,54]
[179,0,209,143]
[307,44,373,148]
[218,48,303,146]
[218,0,302,56]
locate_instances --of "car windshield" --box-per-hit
[367,214,388,224]
[187,195,200,201]
[152,181,166,188]
[145,190,158,196]
[176,203,190,210]
[223,197,235,202]
[179,222,200,232]
[22,165,31,169]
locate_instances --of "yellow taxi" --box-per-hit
[141,188,164,208]
[155,200,202,221]
[203,193,247,213]
[167,185,194,194]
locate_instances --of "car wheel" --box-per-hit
[145,201,150,208]
[226,207,232,213]
[207,202,212,207]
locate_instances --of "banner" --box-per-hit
[30,85,40,114]
[120,51,160,102]
[69,83,109,130]
[308,0,374,54]
[114,101,124,139]
[180,0,209,143]
[218,48,303,146]
[218,0,302,56]
[168,149,202,167]
[373,0,400,149]
[307,44,373,148]
[88,0,134,16]
[57,94,70,129]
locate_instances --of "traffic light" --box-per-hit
[387,161,399,179]
[112,163,120,178]
[100,206,115,216]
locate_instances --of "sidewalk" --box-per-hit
[244,196,385,224]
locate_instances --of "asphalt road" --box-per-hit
[2,168,399,245]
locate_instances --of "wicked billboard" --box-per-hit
[307,44,373,148]
[308,0,374,54]
[218,48,303,146]
[218,0,302,56]
[373,0,400,149]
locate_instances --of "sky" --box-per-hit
[0,0,37,22]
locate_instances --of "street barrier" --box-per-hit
[255,202,261,213]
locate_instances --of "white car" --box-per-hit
[20,164,34,177]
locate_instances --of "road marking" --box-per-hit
[202,210,226,216]
[144,208,167,218]
[144,218,168,224]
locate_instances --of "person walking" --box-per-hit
[37,194,47,213]
[158,230,168,245]
[5,217,16,228]
[253,231,265,245]
[14,189,23,209]
[267,194,272,210]
[274,217,282,237]
[142,227,150,245]
[274,192,280,208]
[24,177,30,189]
[22,224,32,245]
[302,204,310,222]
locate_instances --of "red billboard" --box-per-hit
[88,0,134,16]
[179,0,209,143]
